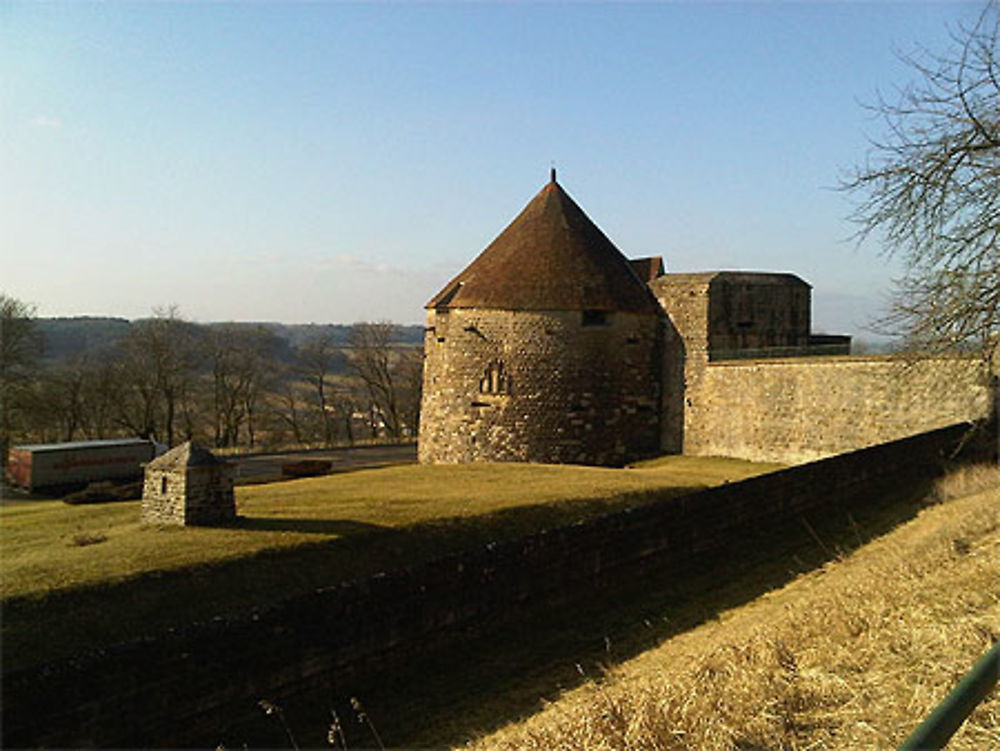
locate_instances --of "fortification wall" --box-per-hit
[648,275,709,454]
[419,308,662,466]
[685,355,992,463]
[3,424,983,748]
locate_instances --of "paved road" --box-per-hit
[232,443,417,485]
[0,444,418,502]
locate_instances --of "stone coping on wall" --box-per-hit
[706,352,987,367]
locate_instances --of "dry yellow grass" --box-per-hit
[468,464,1000,750]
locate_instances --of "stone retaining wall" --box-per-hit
[2,422,988,748]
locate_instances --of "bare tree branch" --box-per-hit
[841,3,999,364]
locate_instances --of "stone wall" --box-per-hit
[141,467,186,524]
[649,275,710,453]
[183,465,236,525]
[649,275,992,463]
[419,308,662,466]
[141,465,236,526]
[685,355,992,463]
[3,423,987,749]
[706,273,811,352]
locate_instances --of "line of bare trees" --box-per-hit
[0,297,423,454]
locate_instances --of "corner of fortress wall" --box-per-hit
[417,269,995,469]
[682,354,993,464]
[649,275,994,465]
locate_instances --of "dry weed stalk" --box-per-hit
[470,467,1000,750]
[351,696,386,751]
[932,463,1000,503]
[258,699,299,751]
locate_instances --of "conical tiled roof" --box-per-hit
[146,441,228,469]
[427,176,661,314]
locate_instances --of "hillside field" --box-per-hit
[1,455,779,672]
[468,465,1000,750]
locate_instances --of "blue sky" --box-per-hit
[1,2,985,334]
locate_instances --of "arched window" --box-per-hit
[479,360,511,395]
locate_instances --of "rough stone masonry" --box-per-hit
[419,174,992,466]
[141,441,236,526]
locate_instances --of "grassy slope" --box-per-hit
[469,466,1000,751]
[1,456,778,673]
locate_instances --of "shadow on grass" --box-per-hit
[0,482,65,505]
[3,472,941,748]
[234,516,387,536]
[217,475,938,750]
[1,486,701,676]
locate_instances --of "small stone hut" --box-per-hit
[419,171,664,466]
[141,441,236,526]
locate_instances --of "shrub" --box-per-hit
[63,480,142,505]
[281,460,333,478]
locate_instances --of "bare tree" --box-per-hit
[207,325,281,448]
[109,340,160,440]
[396,345,424,436]
[271,373,307,446]
[113,307,203,445]
[0,295,43,458]
[297,333,343,447]
[346,322,422,439]
[34,357,90,442]
[78,358,120,438]
[334,381,361,445]
[238,327,282,448]
[210,326,248,447]
[841,4,999,362]
[346,322,403,439]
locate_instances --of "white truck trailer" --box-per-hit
[6,438,162,491]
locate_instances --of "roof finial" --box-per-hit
[550,164,557,183]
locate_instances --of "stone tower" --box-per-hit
[418,172,663,466]
[141,441,236,526]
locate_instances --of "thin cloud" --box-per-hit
[31,114,63,129]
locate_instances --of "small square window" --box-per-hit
[582,310,608,327]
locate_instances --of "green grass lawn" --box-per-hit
[2,456,780,672]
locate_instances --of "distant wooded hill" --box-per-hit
[35,317,893,364]
[36,317,425,364]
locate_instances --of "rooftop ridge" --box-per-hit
[147,441,228,469]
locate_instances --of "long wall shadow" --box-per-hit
[1,486,701,677]
[5,424,981,749]
[219,474,935,749]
